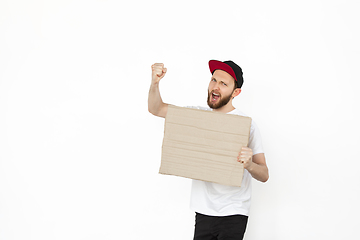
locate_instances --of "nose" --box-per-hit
[213,82,220,91]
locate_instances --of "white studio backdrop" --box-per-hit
[1,0,359,239]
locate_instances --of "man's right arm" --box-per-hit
[148,63,168,118]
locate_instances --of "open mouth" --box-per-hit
[211,92,220,102]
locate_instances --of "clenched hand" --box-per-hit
[151,63,167,85]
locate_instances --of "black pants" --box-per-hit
[193,212,248,240]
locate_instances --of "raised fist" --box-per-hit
[151,63,167,84]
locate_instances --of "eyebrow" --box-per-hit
[212,77,229,85]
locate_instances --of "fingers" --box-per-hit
[152,63,164,70]
[151,63,167,83]
[159,67,167,77]
[237,146,253,163]
[240,146,252,155]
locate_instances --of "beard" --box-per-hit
[207,90,233,109]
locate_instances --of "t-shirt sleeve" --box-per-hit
[248,120,264,155]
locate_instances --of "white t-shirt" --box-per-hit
[188,106,264,217]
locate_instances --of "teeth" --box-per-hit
[212,92,219,101]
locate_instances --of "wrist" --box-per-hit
[151,80,160,86]
[150,81,159,90]
[244,160,254,171]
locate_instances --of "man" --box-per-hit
[148,60,269,240]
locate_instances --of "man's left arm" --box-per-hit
[238,147,269,182]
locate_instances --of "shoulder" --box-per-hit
[228,109,258,130]
[228,109,248,117]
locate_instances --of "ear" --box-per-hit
[232,88,242,98]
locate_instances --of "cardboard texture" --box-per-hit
[159,105,252,187]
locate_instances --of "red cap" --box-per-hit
[208,60,244,88]
[209,60,237,82]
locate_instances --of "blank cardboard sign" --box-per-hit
[159,105,252,187]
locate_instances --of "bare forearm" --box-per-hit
[238,150,269,183]
[246,162,269,182]
[148,83,168,118]
[148,63,169,118]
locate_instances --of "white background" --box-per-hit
[1,0,359,239]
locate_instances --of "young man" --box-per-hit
[148,60,269,240]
